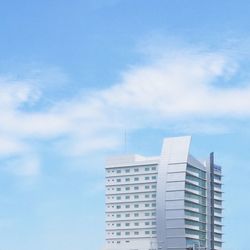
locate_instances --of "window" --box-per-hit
[134,168,139,172]
[145,176,150,180]
[185,182,206,196]
[134,177,139,181]
[116,214,121,218]
[214,208,222,214]
[145,222,150,226]
[125,205,130,208]
[145,204,150,207]
[185,200,206,213]
[134,231,139,235]
[116,232,121,236]
[125,223,130,226]
[117,169,121,174]
[145,231,150,235]
[152,176,157,180]
[134,222,139,226]
[145,185,150,189]
[116,179,121,183]
[134,204,139,208]
[152,203,156,207]
[145,212,150,216]
[116,188,121,191]
[152,194,156,198]
[125,196,130,200]
[134,186,139,190]
[116,205,121,209]
[152,166,156,171]
[187,164,206,179]
[151,185,156,189]
[134,213,139,217]
[125,213,130,217]
[125,178,130,182]
[214,183,222,189]
[125,232,130,235]
[116,196,121,200]
[214,174,221,181]
[145,167,150,171]
[116,223,121,227]
[125,169,130,173]
[145,194,150,198]
[125,187,130,191]
[134,195,139,199]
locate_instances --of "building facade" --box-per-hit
[104,136,223,250]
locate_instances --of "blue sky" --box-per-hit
[0,1,250,249]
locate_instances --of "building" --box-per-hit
[104,136,223,250]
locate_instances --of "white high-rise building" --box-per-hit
[104,136,223,250]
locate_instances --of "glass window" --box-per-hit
[187,164,206,179]
[185,182,206,196]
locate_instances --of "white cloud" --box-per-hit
[1,45,250,174]
[0,136,27,156]
[3,155,40,177]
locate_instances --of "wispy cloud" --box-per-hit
[1,44,250,175]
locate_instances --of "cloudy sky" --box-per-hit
[0,0,250,249]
